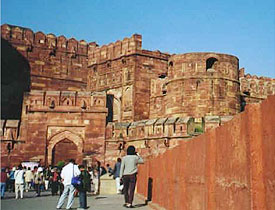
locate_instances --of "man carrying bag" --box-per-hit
[56,159,80,210]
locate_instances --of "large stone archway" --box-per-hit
[47,130,84,165]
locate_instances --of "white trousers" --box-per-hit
[93,178,99,194]
[44,180,49,190]
[115,177,123,193]
[56,184,76,210]
[15,183,24,199]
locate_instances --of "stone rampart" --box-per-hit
[1,24,92,91]
[137,95,275,210]
[104,115,232,163]
[239,68,275,105]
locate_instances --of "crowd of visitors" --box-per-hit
[1,145,144,209]
[0,161,102,200]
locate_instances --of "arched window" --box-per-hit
[206,57,218,71]
[168,61,173,67]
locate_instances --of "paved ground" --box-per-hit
[1,191,149,210]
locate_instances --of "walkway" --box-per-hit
[1,191,150,210]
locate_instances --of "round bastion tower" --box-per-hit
[164,52,240,117]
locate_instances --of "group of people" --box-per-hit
[0,164,101,200]
[0,164,66,199]
[1,145,144,209]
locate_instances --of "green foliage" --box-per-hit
[56,161,65,169]
[194,126,204,133]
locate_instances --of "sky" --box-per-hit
[1,0,275,78]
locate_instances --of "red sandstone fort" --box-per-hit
[1,24,274,167]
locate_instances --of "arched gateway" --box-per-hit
[47,131,84,165]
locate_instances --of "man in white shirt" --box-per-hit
[56,159,80,210]
[14,165,25,199]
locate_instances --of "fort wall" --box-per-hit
[87,34,169,122]
[137,95,275,210]
[163,53,241,117]
[239,68,275,105]
[103,115,233,163]
[1,24,91,91]
[1,23,275,171]
[1,90,108,166]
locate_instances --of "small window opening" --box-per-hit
[49,100,55,109]
[159,74,167,79]
[169,61,173,67]
[81,100,87,109]
[196,80,200,90]
[206,57,218,71]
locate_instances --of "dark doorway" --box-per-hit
[51,139,78,166]
[147,177,153,203]
[106,94,114,124]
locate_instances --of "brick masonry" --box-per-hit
[137,95,275,210]
[1,24,275,168]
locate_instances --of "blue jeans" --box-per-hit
[0,182,6,198]
[79,191,87,208]
[56,184,76,209]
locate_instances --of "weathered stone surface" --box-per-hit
[1,24,274,172]
[137,95,275,210]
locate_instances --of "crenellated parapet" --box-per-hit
[1,24,93,55]
[105,115,231,155]
[22,90,107,114]
[88,34,142,66]
[239,68,275,104]
[1,24,95,91]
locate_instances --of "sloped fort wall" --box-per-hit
[137,95,275,210]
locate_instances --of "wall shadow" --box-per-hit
[1,38,30,119]
[146,177,153,203]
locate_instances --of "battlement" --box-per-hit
[106,115,233,142]
[239,68,275,103]
[88,34,142,66]
[24,90,107,113]
[1,24,95,56]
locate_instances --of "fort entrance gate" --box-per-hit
[47,131,84,166]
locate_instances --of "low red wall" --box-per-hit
[137,95,275,210]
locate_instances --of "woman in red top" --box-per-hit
[51,168,60,196]
[1,168,8,198]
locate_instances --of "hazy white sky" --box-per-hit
[2,0,275,77]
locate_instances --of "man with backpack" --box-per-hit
[56,159,80,210]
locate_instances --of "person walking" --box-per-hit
[8,167,16,192]
[14,165,25,199]
[1,168,8,199]
[33,166,44,197]
[77,165,91,210]
[120,146,144,208]
[44,167,52,191]
[24,167,33,192]
[56,159,80,210]
[113,158,123,194]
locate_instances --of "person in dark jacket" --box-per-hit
[113,158,123,194]
[77,165,91,209]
